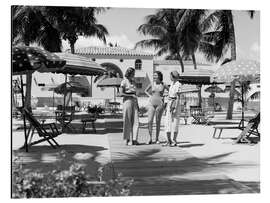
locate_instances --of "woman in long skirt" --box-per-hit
[119,67,140,146]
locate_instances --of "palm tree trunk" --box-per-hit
[197,84,202,107]
[226,11,236,119]
[191,53,197,69]
[177,52,185,73]
[70,43,75,54]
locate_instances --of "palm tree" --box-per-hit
[12,6,62,112]
[42,6,109,54]
[135,9,186,73]
[199,10,255,119]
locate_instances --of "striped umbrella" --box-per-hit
[12,46,66,75]
[12,46,66,152]
[43,52,106,76]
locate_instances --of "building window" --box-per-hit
[136,83,143,89]
[135,59,142,70]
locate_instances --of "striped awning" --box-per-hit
[40,52,106,76]
[179,68,216,84]
[180,85,199,93]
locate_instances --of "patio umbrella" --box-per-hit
[12,46,66,75]
[40,52,106,112]
[204,85,224,110]
[97,77,123,102]
[211,59,260,128]
[12,46,66,152]
[249,91,260,100]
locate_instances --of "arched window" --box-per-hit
[135,59,142,70]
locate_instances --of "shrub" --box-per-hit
[12,153,134,198]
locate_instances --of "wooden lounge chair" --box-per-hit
[234,113,260,144]
[212,113,260,140]
[19,108,61,150]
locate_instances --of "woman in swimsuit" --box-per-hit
[145,71,168,144]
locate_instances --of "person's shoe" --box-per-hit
[162,141,171,147]
[155,140,160,144]
[148,140,153,145]
[170,141,177,147]
[132,140,140,145]
[126,140,130,145]
[127,141,133,146]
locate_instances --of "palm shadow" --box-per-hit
[13,144,113,180]
[111,147,259,195]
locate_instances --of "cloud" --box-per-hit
[249,42,260,60]
[62,34,135,51]
[251,42,260,52]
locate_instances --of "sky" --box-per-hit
[61,7,260,63]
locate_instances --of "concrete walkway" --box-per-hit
[12,116,260,195]
[107,118,259,195]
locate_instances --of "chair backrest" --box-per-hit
[249,112,260,129]
[190,106,203,116]
[21,108,44,134]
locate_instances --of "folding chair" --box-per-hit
[234,113,260,144]
[55,106,75,132]
[190,106,205,124]
[19,108,61,150]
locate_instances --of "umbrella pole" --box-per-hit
[114,87,116,102]
[20,75,28,152]
[241,83,245,129]
[63,74,67,114]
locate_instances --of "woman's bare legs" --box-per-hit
[147,105,155,143]
[155,104,164,143]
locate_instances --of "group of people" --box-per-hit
[119,67,182,147]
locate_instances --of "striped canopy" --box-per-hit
[211,59,260,83]
[179,85,199,94]
[12,46,66,75]
[178,68,216,84]
[42,52,106,76]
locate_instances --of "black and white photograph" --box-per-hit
[9,1,262,199]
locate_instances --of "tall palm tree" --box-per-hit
[42,6,109,54]
[12,6,62,112]
[135,9,186,73]
[199,10,255,119]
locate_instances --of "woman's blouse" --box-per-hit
[120,79,137,101]
[168,81,181,99]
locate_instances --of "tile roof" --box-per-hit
[153,60,210,66]
[75,46,154,57]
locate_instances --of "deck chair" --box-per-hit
[234,113,260,144]
[190,106,204,124]
[55,106,75,132]
[19,108,61,150]
[190,106,213,124]
[212,113,260,140]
